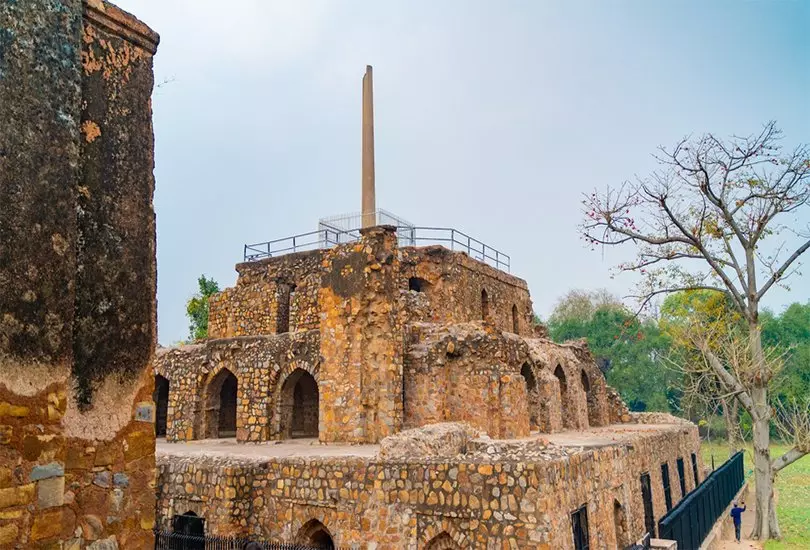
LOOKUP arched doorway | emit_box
[481,289,489,321]
[520,363,538,429]
[554,364,573,429]
[154,374,169,437]
[279,368,319,439]
[425,532,461,550]
[581,369,599,428]
[204,368,237,439]
[296,519,334,549]
[613,499,629,548]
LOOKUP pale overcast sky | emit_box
[115,1,809,345]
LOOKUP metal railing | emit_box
[244,226,511,272]
[155,530,330,549]
[657,451,744,550]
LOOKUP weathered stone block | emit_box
[0,483,34,509]
[37,475,66,508]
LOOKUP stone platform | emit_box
[156,418,701,549]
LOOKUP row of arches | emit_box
[481,288,522,334]
[153,366,320,440]
[519,361,603,431]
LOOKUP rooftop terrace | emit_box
[243,209,512,272]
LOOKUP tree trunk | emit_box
[722,397,740,456]
[747,321,781,539]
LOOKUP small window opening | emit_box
[512,304,519,333]
[408,277,429,292]
[661,462,673,511]
[481,289,489,320]
[641,472,656,537]
[677,457,687,497]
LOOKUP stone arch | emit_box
[270,362,320,439]
[581,369,600,428]
[613,498,629,548]
[481,289,489,321]
[520,362,538,430]
[295,519,334,549]
[419,518,469,549]
[154,374,169,437]
[203,367,238,438]
[554,363,574,429]
[425,532,461,550]
[512,304,519,333]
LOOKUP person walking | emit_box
[730,501,746,542]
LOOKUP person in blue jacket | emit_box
[730,501,746,542]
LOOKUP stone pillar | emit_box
[318,226,403,443]
[361,65,376,228]
[0,0,158,548]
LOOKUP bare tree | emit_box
[581,122,810,539]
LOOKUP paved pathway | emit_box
[717,498,762,550]
[157,437,379,460]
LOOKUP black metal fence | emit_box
[657,451,744,550]
[155,530,329,550]
[244,225,511,272]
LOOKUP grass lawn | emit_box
[701,442,810,550]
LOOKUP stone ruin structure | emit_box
[0,0,158,548]
[154,225,704,548]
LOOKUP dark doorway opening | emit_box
[691,452,700,486]
[204,368,237,439]
[521,363,538,429]
[554,364,573,429]
[172,511,204,550]
[280,368,319,439]
[661,462,673,511]
[296,519,334,549]
[571,504,590,550]
[641,472,656,537]
[154,374,169,437]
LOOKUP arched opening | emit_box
[521,363,538,429]
[554,364,573,429]
[154,374,169,437]
[581,369,599,427]
[204,368,237,439]
[613,499,629,548]
[512,304,519,333]
[408,277,430,292]
[279,368,319,439]
[481,289,489,321]
[296,519,334,549]
[425,531,461,550]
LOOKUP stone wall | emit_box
[209,250,323,339]
[156,422,704,549]
[0,1,158,547]
[399,247,533,336]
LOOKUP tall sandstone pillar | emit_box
[318,226,404,443]
[0,1,158,548]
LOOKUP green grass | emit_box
[701,441,810,549]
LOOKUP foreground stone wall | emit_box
[156,422,703,549]
[0,1,158,547]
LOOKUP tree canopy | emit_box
[186,275,220,341]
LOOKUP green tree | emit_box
[548,289,674,412]
[186,275,220,341]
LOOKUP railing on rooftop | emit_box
[243,225,511,272]
[657,451,744,550]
